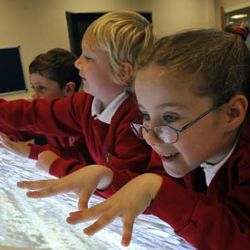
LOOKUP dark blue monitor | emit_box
[0,47,27,94]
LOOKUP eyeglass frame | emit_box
[130,103,224,144]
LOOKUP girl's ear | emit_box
[114,62,133,85]
[63,82,76,97]
[224,94,248,132]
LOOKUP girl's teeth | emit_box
[163,153,178,158]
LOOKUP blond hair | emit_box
[83,10,156,85]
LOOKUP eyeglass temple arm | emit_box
[178,106,219,133]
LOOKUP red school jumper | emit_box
[0,92,151,180]
[0,100,86,164]
[28,133,87,164]
[146,118,250,249]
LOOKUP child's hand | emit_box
[0,132,31,157]
[17,165,114,209]
[36,150,60,173]
[67,173,163,246]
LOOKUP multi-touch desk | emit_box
[0,148,194,250]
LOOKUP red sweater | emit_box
[145,119,250,250]
[29,133,87,164]
[0,110,88,171]
[100,118,250,249]
[0,92,151,177]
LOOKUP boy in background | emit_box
[0,48,89,175]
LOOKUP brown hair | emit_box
[29,48,81,91]
[137,29,250,104]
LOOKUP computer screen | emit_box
[0,47,27,95]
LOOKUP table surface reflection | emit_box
[0,148,194,250]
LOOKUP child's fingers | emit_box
[17,179,57,189]
[78,189,91,210]
[26,189,53,198]
[27,178,72,198]
[83,208,118,236]
[121,213,135,247]
[66,210,93,224]
[17,179,65,198]
[67,202,109,224]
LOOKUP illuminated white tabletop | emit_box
[0,148,194,250]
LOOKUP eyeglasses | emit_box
[131,105,221,144]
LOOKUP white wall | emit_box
[0,0,220,99]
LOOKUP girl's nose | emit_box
[144,129,161,147]
[143,117,163,146]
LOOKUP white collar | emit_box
[91,91,129,124]
[200,139,238,186]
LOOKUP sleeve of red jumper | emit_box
[147,175,250,249]
[28,143,61,160]
[56,146,87,163]
[95,167,141,198]
[9,130,34,142]
[98,151,165,198]
[48,143,93,178]
[49,158,87,178]
[0,93,87,137]
[0,120,35,141]
[29,143,89,177]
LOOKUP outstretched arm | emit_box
[17,164,114,210]
[66,173,163,246]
